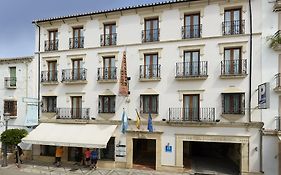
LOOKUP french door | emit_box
[48,61,57,81]
[145,18,159,42]
[183,94,199,121]
[104,24,116,45]
[71,96,82,119]
[184,51,200,76]
[72,59,82,80]
[224,9,241,34]
[184,14,200,38]
[144,54,158,78]
[224,48,241,74]
[103,57,115,79]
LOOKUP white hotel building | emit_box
[22,0,278,174]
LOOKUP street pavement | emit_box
[0,162,192,175]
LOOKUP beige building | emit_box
[22,0,268,174]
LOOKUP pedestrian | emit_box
[90,148,98,170]
[54,146,63,167]
[84,148,91,166]
[15,145,23,167]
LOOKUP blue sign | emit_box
[165,144,172,153]
[258,82,270,109]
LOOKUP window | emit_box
[99,95,115,113]
[103,57,116,80]
[183,94,199,121]
[143,18,159,42]
[42,96,56,113]
[102,23,117,46]
[40,145,56,156]
[47,30,58,51]
[224,9,242,35]
[222,93,245,114]
[140,95,159,114]
[47,61,57,81]
[9,67,16,87]
[70,27,84,49]
[100,137,115,160]
[183,13,200,38]
[143,53,159,79]
[4,100,17,116]
[223,48,242,75]
[183,50,200,76]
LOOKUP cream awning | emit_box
[22,123,117,148]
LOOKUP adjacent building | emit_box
[22,0,275,174]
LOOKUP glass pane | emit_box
[110,97,115,112]
[104,97,109,113]
[145,21,151,30]
[224,11,231,21]
[233,10,240,21]
[185,16,191,26]
[224,95,230,113]
[111,25,116,33]
[193,15,199,25]
[192,96,199,120]
[192,52,199,75]
[233,94,240,113]
[151,96,157,113]
[143,96,149,113]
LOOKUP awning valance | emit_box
[22,123,117,148]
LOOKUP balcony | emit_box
[100,33,117,46]
[44,39,58,51]
[69,37,84,49]
[97,67,117,83]
[181,24,202,39]
[274,73,281,92]
[4,77,16,89]
[175,61,208,80]
[220,59,247,78]
[61,68,87,84]
[139,64,161,81]
[41,71,58,85]
[276,116,281,131]
[56,108,90,120]
[222,20,245,35]
[269,30,281,51]
[142,29,160,43]
[168,107,215,122]
[273,0,281,12]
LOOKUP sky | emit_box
[0,0,164,57]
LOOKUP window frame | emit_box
[4,100,17,116]
[98,95,116,113]
[140,94,159,114]
[222,93,245,115]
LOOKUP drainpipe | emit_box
[260,128,264,173]
[248,0,253,123]
[34,22,41,121]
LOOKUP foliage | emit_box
[0,129,28,147]
[269,32,281,49]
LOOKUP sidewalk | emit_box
[0,160,192,175]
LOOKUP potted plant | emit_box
[269,31,281,50]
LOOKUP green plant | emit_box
[0,129,28,147]
[269,32,281,49]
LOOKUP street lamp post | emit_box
[1,112,10,167]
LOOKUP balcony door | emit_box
[103,57,115,80]
[224,9,241,34]
[183,94,199,121]
[73,27,83,48]
[48,30,58,50]
[145,18,159,42]
[224,48,241,74]
[104,24,116,45]
[184,14,200,38]
[72,59,83,80]
[184,51,200,76]
[48,61,57,81]
[71,96,82,119]
[144,53,158,78]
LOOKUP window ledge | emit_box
[220,74,247,79]
[139,78,161,82]
[41,81,59,85]
[62,80,88,84]
[140,113,159,119]
[175,75,208,80]
[221,114,244,121]
[5,86,17,89]
[97,79,117,83]
[274,86,281,93]
[98,113,115,119]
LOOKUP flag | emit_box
[119,51,129,96]
[135,109,141,129]
[147,112,153,132]
[121,109,128,134]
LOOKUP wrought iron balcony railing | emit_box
[276,116,281,131]
[42,107,56,113]
[168,107,215,122]
[142,29,160,42]
[139,64,161,80]
[69,37,84,49]
[221,59,247,76]
[44,39,58,51]
[97,67,117,81]
[56,108,90,119]
[176,61,208,78]
[100,33,117,46]
[62,68,87,82]
[4,77,16,88]
[222,20,245,35]
[41,71,58,82]
[275,73,281,90]
[182,24,202,39]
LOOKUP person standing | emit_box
[90,148,98,170]
[15,145,23,167]
[54,146,63,167]
[84,148,91,166]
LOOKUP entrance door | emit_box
[183,94,199,121]
[71,96,82,119]
[133,138,156,170]
[224,48,241,75]
[184,51,200,76]
[72,59,82,80]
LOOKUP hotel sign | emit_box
[258,82,270,109]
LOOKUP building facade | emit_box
[24,0,268,174]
